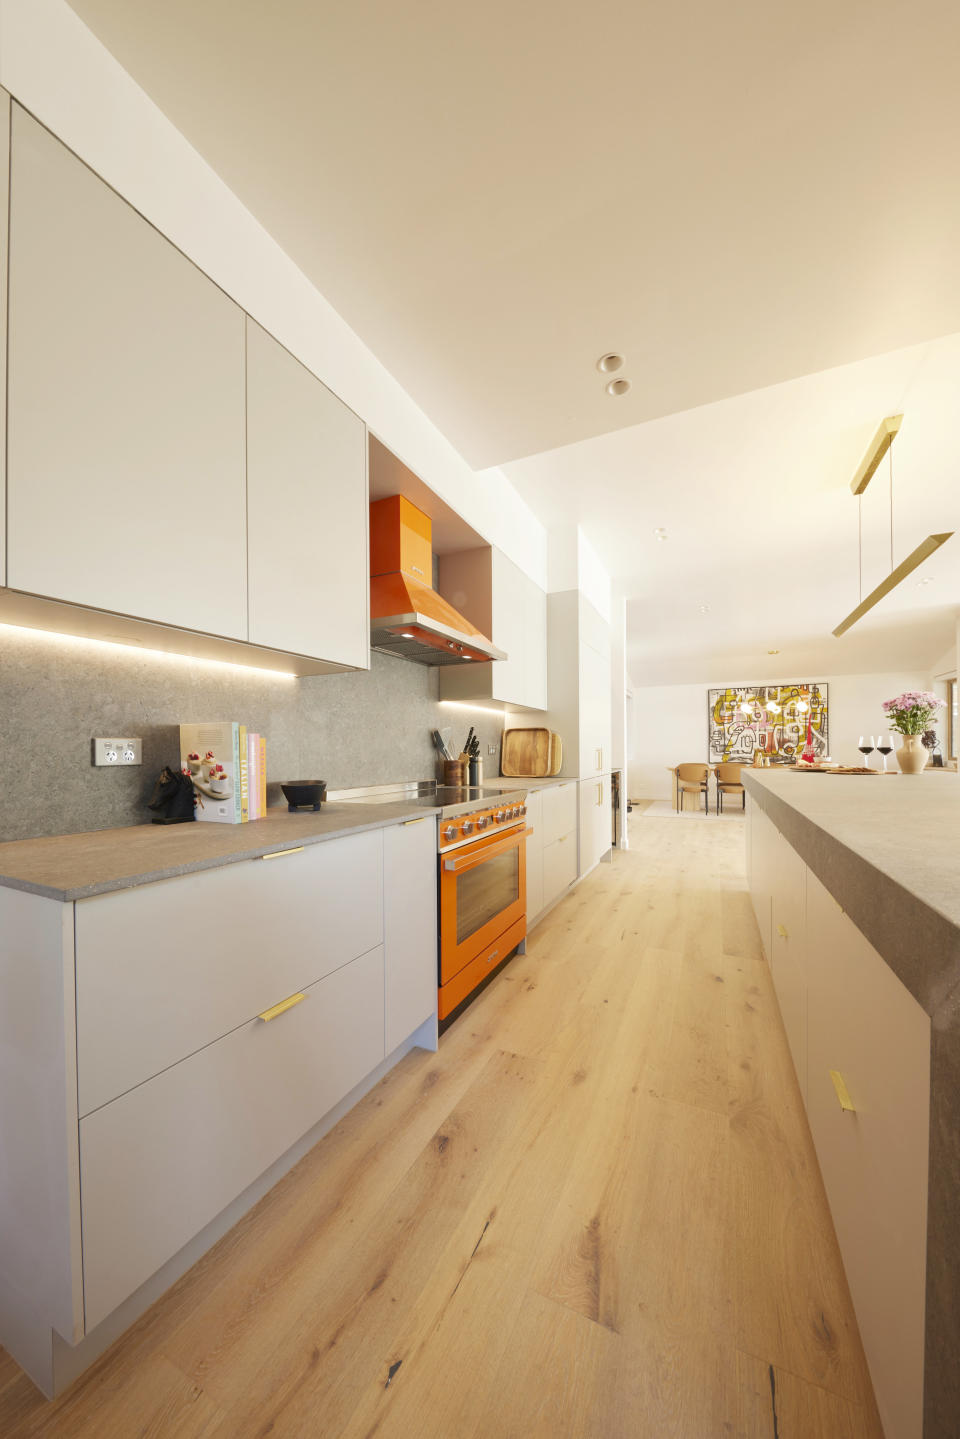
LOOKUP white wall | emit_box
[629,670,938,799]
[0,0,547,589]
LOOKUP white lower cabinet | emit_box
[80,945,385,1329]
[76,831,383,1117]
[578,775,610,877]
[542,830,577,909]
[526,784,578,924]
[0,819,440,1396]
[524,792,544,923]
[383,818,437,1053]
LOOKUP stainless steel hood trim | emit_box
[371,612,508,666]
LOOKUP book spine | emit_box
[239,725,249,823]
[248,732,259,820]
[260,735,267,815]
[232,723,242,824]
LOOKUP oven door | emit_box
[439,824,528,984]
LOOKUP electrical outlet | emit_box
[488,744,497,756]
[93,737,142,767]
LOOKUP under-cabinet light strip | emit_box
[0,621,298,678]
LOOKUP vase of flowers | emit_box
[881,691,947,774]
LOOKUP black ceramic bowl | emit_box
[281,780,327,812]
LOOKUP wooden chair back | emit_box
[676,763,709,785]
[714,762,743,786]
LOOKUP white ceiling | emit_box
[65,0,960,685]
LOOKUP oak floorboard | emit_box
[0,817,882,1438]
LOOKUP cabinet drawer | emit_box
[76,830,383,1117]
[80,945,385,1329]
[542,832,577,910]
[805,872,929,1439]
[769,841,807,1099]
[540,783,577,846]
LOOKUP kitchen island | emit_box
[743,768,960,1439]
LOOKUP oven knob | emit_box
[519,805,527,816]
[511,806,521,819]
[443,824,458,841]
[495,809,505,823]
[461,820,474,836]
[475,815,487,830]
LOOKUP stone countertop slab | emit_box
[742,769,960,1021]
[482,776,578,791]
[0,802,435,902]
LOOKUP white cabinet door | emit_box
[542,832,577,910]
[805,872,929,1439]
[578,642,612,775]
[578,777,608,876]
[383,818,437,1053]
[246,319,368,665]
[76,831,383,1116]
[748,801,776,962]
[490,549,527,705]
[769,838,807,1098]
[541,782,577,846]
[80,945,385,1329]
[6,107,247,639]
[524,792,544,922]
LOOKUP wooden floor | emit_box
[0,818,884,1438]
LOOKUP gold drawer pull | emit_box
[260,846,304,861]
[258,992,306,1022]
[402,817,427,825]
[829,1070,856,1112]
[777,924,788,938]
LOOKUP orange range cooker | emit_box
[437,794,530,1024]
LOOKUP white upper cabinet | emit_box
[438,547,547,710]
[6,107,248,639]
[246,319,368,666]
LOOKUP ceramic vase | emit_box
[896,734,928,774]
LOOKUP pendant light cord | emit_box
[889,445,894,572]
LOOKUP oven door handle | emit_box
[443,827,533,872]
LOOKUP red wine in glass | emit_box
[858,735,875,767]
[876,736,893,772]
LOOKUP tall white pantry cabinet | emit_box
[0,95,368,674]
[0,819,438,1398]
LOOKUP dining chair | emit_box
[714,761,745,813]
[674,763,710,813]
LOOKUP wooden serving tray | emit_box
[501,728,551,777]
[787,765,880,775]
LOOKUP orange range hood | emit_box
[369,496,507,666]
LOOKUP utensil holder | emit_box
[444,759,467,786]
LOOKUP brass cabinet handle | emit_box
[596,782,603,806]
[829,1070,856,1112]
[401,817,427,825]
[258,992,306,1022]
[777,923,788,938]
[260,846,305,861]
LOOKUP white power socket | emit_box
[93,737,142,767]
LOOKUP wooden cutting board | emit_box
[548,733,562,775]
[501,728,551,777]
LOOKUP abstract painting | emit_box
[707,683,829,764]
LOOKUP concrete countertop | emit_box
[483,776,576,792]
[742,768,960,1021]
[0,801,435,903]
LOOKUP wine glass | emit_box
[858,735,875,768]
[875,735,893,773]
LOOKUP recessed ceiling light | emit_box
[654,527,667,541]
[767,648,780,654]
[916,576,934,587]
[596,353,624,374]
[605,377,631,397]
[699,604,711,613]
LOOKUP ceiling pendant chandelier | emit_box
[832,414,953,638]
